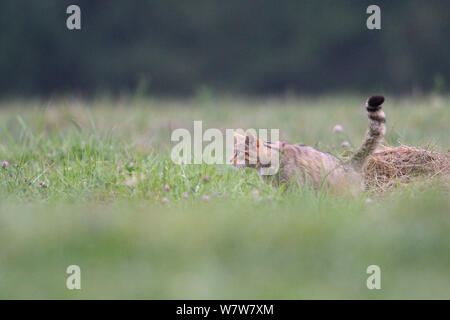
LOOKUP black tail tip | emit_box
[366,95,385,111]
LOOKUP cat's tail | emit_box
[350,95,386,171]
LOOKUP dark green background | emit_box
[0,0,448,96]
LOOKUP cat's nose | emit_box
[231,153,241,167]
[231,153,246,168]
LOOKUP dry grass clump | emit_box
[364,144,450,192]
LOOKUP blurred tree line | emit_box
[0,0,448,97]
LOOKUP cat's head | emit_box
[231,132,280,173]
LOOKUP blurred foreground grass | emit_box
[0,95,448,299]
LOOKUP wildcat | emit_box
[231,95,386,194]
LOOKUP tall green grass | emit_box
[0,95,448,299]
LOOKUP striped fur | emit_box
[350,95,386,171]
[232,95,386,194]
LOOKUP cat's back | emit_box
[278,142,362,193]
[280,142,341,172]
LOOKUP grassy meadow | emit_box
[0,94,449,299]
